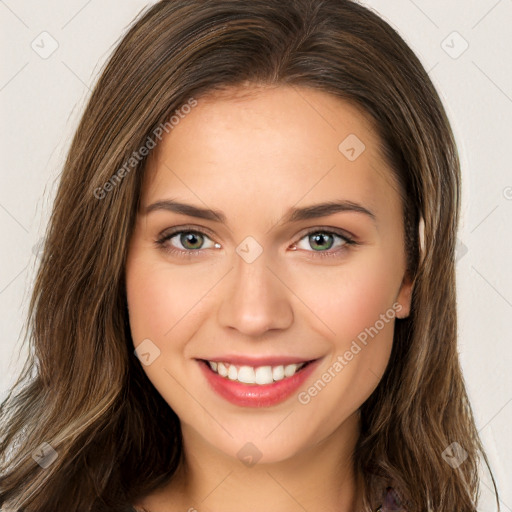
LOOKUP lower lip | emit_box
[198,359,320,408]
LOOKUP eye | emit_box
[155,225,358,259]
[291,228,357,259]
[155,226,218,258]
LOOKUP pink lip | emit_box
[198,358,321,408]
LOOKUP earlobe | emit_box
[395,273,413,319]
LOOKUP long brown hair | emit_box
[0,0,499,510]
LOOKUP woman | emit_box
[0,0,500,510]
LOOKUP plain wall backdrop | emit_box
[0,0,511,509]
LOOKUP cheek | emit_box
[125,254,205,402]
[289,253,401,348]
[291,260,399,437]
[125,260,174,343]
[338,268,398,343]
[125,252,221,347]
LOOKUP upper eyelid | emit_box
[295,226,355,241]
[157,224,215,240]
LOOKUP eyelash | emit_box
[154,225,358,259]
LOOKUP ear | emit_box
[395,271,413,319]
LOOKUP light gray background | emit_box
[0,0,511,509]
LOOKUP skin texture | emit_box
[126,85,413,512]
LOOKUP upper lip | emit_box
[198,355,319,366]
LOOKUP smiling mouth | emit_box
[199,359,315,386]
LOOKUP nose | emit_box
[216,248,294,337]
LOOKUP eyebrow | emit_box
[144,199,376,225]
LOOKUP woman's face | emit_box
[125,85,412,464]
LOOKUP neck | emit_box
[141,411,363,512]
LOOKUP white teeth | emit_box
[238,366,256,383]
[284,364,298,377]
[217,362,228,377]
[255,366,273,385]
[206,360,307,385]
[272,365,285,381]
[228,365,238,380]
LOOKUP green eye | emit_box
[292,229,356,259]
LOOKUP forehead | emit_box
[141,85,401,223]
